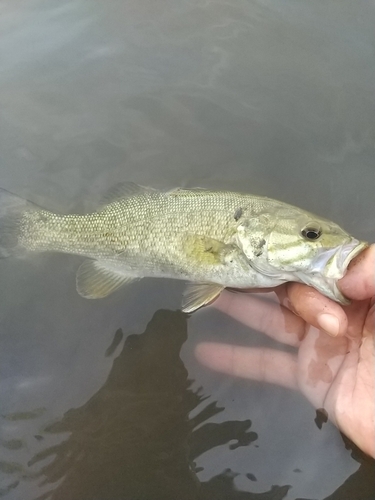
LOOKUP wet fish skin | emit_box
[0,183,367,312]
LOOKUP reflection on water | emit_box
[34,310,205,500]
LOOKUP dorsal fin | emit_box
[100,182,155,206]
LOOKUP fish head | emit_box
[237,208,367,303]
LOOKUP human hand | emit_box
[195,245,375,457]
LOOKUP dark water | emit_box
[0,1,374,499]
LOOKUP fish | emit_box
[0,183,367,312]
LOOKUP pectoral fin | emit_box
[182,282,224,313]
[76,260,138,299]
[183,234,236,266]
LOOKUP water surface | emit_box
[0,1,374,499]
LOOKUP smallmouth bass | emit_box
[0,183,367,312]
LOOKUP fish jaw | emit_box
[296,239,368,304]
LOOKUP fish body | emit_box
[0,183,367,312]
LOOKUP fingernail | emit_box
[318,314,340,337]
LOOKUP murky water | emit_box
[0,1,374,499]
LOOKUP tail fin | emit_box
[0,188,37,258]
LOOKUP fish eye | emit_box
[301,224,322,241]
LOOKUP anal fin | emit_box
[76,259,138,299]
[182,282,224,313]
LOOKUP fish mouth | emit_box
[325,239,368,278]
[308,239,368,304]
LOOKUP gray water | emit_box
[0,1,374,499]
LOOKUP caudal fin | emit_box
[0,188,36,258]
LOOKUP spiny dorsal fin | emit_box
[100,182,155,206]
[76,259,139,299]
[182,282,224,313]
